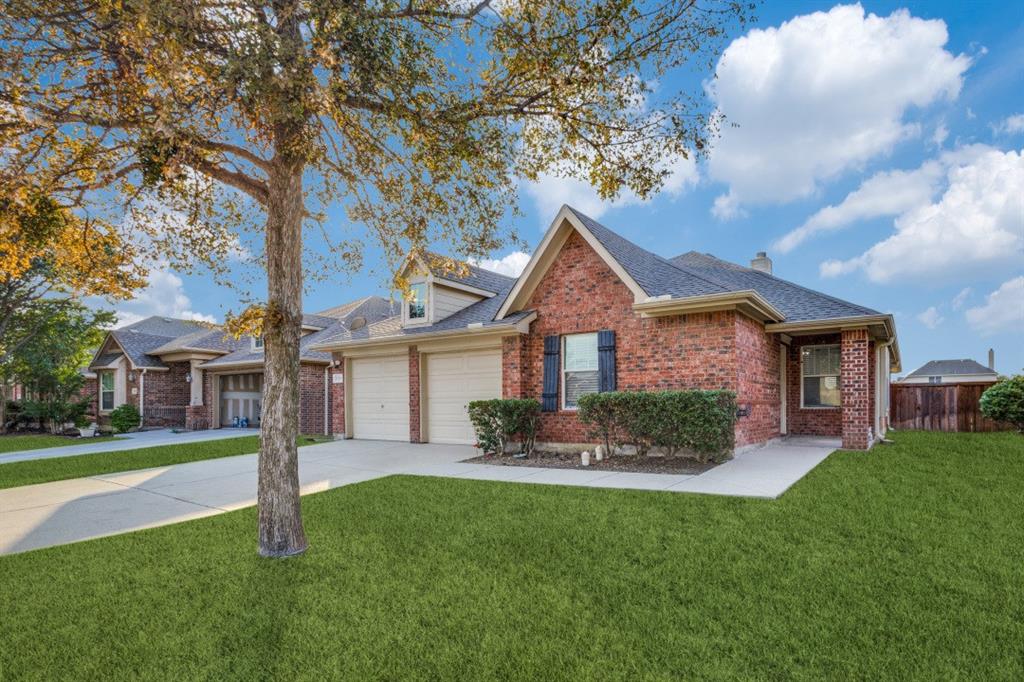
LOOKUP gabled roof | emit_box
[118,316,209,337]
[312,273,532,349]
[410,252,515,295]
[109,330,182,369]
[906,359,997,377]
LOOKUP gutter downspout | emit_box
[877,339,895,440]
[324,365,330,437]
[139,369,147,429]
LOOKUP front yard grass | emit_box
[0,433,122,454]
[1,431,1022,679]
[0,434,332,489]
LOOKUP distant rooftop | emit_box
[906,359,996,377]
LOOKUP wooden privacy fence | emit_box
[890,381,1006,432]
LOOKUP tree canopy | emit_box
[0,0,753,556]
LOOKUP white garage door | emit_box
[426,348,502,445]
[219,373,263,427]
[350,355,409,441]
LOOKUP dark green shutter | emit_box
[598,329,616,392]
[541,335,560,412]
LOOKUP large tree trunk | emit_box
[257,147,308,557]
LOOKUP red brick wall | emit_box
[735,314,782,446]
[80,377,99,421]
[502,335,528,399]
[786,334,843,437]
[505,230,755,446]
[841,328,871,449]
[139,362,190,428]
[298,363,329,435]
[186,370,214,430]
[409,346,421,443]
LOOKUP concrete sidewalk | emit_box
[0,437,837,555]
[0,428,258,464]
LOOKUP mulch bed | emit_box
[463,450,719,475]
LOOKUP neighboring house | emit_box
[313,205,901,451]
[85,297,397,434]
[898,356,998,384]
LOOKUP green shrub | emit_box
[980,376,1024,432]
[577,390,737,463]
[109,404,142,433]
[467,399,540,455]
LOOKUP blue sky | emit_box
[113,1,1024,377]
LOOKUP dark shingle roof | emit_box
[203,297,399,367]
[119,316,209,337]
[109,330,180,369]
[421,253,516,294]
[92,352,123,367]
[568,208,729,299]
[669,252,880,322]
[907,359,996,377]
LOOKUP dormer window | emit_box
[252,335,264,351]
[408,282,427,321]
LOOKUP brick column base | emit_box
[841,329,871,449]
[330,357,345,437]
[185,405,212,431]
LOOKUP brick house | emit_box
[314,206,900,451]
[85,297,396,434]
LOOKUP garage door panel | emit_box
[426,348,501,445]
[350,355,409,441]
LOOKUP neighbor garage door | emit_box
[425,348,502,445]
[220,373,263,427]
[350,355,409,441]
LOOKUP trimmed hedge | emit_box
[577,390,737,463]
[467,399,540,456]
[109,404,142,434]
[980,376,1024,432]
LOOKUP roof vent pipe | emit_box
[750,251,772,275]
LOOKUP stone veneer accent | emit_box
[408,346,421,443]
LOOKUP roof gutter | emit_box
[632,290,786,323]
[311,312,536,353]
[766,313,901,372]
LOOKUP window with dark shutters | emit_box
[541,335,560,412]
[597,329,616,392]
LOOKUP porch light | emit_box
[185,372,193,384]
[128,371,136,382]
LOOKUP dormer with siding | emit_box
[400,254,511,328]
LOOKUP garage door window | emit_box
[563,333,598,409]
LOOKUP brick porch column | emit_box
[502,335,527,398]
[330,353,345,437]
[841,328,871,449]
[409,346,421,443]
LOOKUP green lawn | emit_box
[0,434,332,489]
[1,431,1022,679]
[0,433,122,454]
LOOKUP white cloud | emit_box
[820,147,1024,282]
[707,4,969,214]
[711,192,747,221]
[776,145,990,253]
[932,122,949,148]
[965,277,1024,336]
[916,306,944,329]
[471,251,531,277]
[991,113,1024,136]
[523,153,698,221]
[951,287,972,310]
[107,263,218,328]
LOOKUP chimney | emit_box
[988,348,995,370]
[750,251,772,274]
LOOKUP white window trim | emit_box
[800,343,841,410]
[561,332,599,411]
[251,335,264,351]
[99,371,116,413]
[403,279,431,327]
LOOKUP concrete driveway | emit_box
[0,437,837,555]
